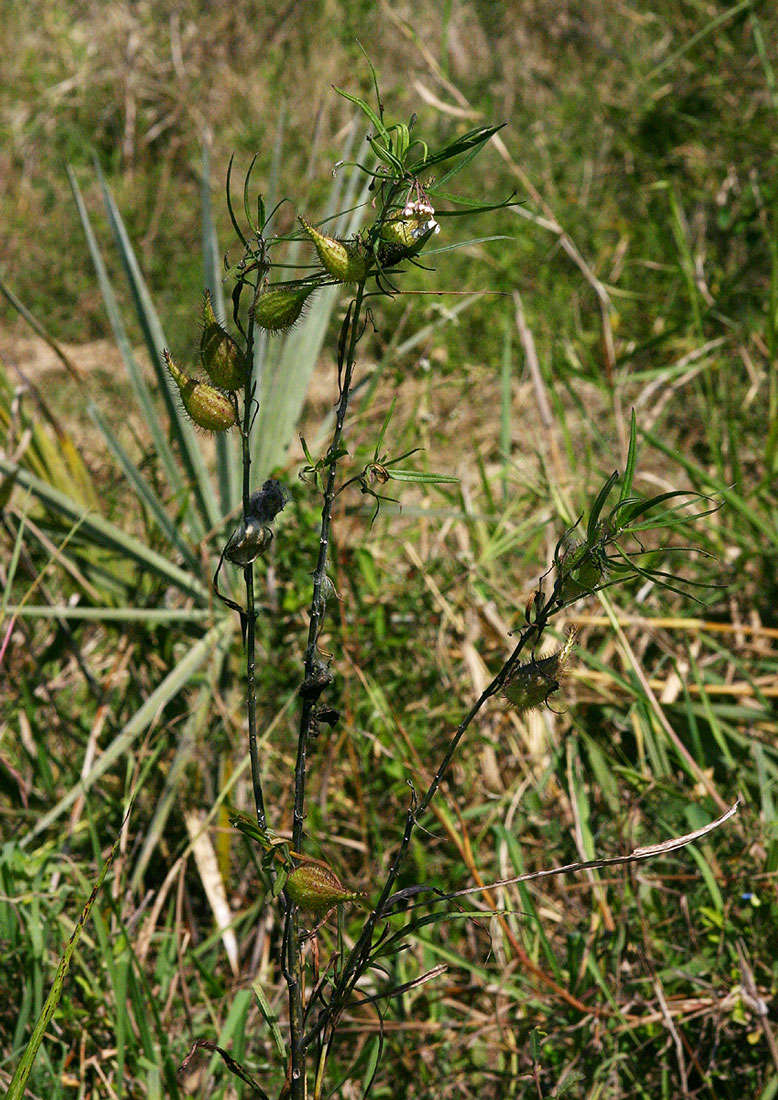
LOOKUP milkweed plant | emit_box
[161,70,733,1099]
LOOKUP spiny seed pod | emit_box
[558,539,608,603]
[200,290,248,391]
[503,631,577,715]
[254,284,316,333]
[285,860,364,915]
[377,203,439,266]
[299,217,371,283]
[163,349,237,432]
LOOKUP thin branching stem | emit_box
[242,283,266,830]
[303,611,549,1049]
[285,279,367,1099]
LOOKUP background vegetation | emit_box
[2,2,778,1097]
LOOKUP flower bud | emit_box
[502,631,577,715]
[200,290,248,391]
[285,860,364,915]
[163,349,237,432]
[299,217,371,283]
[254,285,316,332]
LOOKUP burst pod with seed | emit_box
[223,516,273,566]
[285,860,364,915]
[254,284,316,333]
[200,290,248,390]
[377,208,439,266]
[299,217,371,283]
[163,349,237,432]
[502,631,577,715]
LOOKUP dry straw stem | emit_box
[438,798,741,903]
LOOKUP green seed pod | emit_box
[503,631,576,715]
[285,860,363,915]
[377,202,439,265]
[163,349,237,432]
[299,217,371,283]
[254,285,315,333]
[557,539,607,603]
[200,290,248,391]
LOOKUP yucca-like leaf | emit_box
[20,616,233,847]
[93,163,221,535]
[252,126,370,480]
[0,457,208,602]
[201,143,240,518]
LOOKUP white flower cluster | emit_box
[402,198,441,238]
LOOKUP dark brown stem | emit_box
[286,280,367,1099]
[242,286,266,830]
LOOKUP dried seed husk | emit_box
[224,516,273,566]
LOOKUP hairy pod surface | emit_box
[502,632,577,714]
[163,349,237,431]
[299,217,371,283]
[558,540,608,602]
[200,290,248,390]
[254,285,316,332]
[377,203,439,265]
[285,861,363,915]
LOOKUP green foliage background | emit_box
[2,2,778,1098]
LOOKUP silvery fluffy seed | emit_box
[224,517,273,566]
[248,479,289,524]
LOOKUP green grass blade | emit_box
[20,616,233,846]
[6,837,119,1100]
[0,457,208,600]
[87,403,200,572]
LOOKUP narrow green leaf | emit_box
[20,616,233,847]
[587,470,619,542]
[0,457,208,601]
[386,469,459,484]
[332,85,390,145]
[619,409,638,504]
[408,123,506,173]
[252,980,287,1060]
[6,838,119,1099]
[88,403,199,572]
